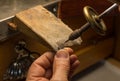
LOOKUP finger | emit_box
[34,52,54,69]
[26,77,49,81]
[70,54,78,64]
[27,52,54,79]
[71,60,80,70]
[51,49,70,81]
[69,60,80,78]
[45,68,52,79]
[69,54,80,78]
[64,47,74,55]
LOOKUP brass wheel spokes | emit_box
[83,6,107,36]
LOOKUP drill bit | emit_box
[65,22,90,43]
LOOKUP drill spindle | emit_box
[67,3,118,42]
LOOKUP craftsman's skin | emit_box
[26,48,80,81]
[26,6,120,81]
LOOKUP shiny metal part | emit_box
[84,6,107,36]
[3,41,40,80]
[66,3,118,42]
[0,0,60,42]
[15,40,27,54]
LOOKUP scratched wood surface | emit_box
[14,5,74,51]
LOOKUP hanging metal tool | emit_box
[3,41,40,81]
[65,3,118,43]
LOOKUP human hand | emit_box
[26,48,80,81]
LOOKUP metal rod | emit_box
[99,3,118,18]
[67,22,90,41]
[67,3,118,41]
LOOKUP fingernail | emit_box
[56,50,68,58]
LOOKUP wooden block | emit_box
[14,5,77,51]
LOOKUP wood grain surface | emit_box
[14,5,74,51]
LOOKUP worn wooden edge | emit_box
[14,5,75,51]
[72,37,115,76]
[14,16,54,51]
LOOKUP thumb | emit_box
[50,49,70,81]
